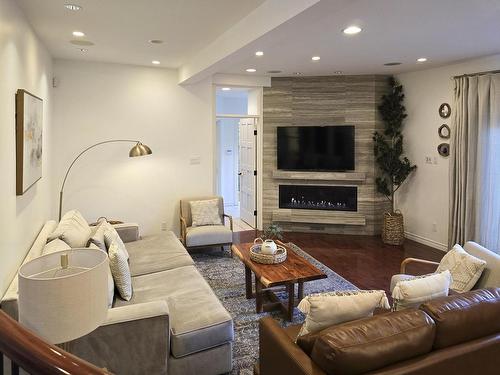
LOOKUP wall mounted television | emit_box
[277,125,355,171]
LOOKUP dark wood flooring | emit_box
[234,230,444,296]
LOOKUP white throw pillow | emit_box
[297,290,390,337]
[190,199,222,227]
[42,238,71,255]
[436,244,486,293]
[102,221,129,259]
[87,222,107,251]
[48,209,91,248]
[108,239,132,301]
[392,270,452,310]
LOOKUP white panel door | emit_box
[239,118,256,227]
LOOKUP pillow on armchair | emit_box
[190,199,223,227]
[436,244,486,293]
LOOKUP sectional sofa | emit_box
[1,220,234,375]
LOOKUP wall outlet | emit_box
[432,222,437,232]
[425,156,433,164]
[161,222,167,231]
[190,156,201,165]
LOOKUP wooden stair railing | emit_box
[0,309,109,375]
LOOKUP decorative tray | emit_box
[250,244,287,264]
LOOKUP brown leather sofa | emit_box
[257,288,500,375]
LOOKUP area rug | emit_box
[191,243,357,374]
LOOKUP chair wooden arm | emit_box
[223,213,233,231]
[400,258,440,274]
[179,216,187,245]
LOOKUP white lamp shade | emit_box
[18,248,109,344]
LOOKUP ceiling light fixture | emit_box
[152,60,160,65]
[149,39,164,44]
[72,31,85,37]
[255,51,264,56]
[246,68,256,72]
[417,57,428,62]
[312,56,321,61]
[64,4,82,11]
[343,25,362,35]
[221,87,231,91]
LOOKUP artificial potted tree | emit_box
[373,77,417,245]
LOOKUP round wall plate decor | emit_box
[438,124,451,139]
[439,103,451,118]
[438,143,450,157]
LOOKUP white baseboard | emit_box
[404,231,448,252]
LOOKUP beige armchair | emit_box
[391,241,500,293]
[180,196,233,251]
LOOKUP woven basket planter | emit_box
[382,211,405,245]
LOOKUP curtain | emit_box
[449,73,500,253]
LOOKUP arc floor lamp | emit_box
[58,140,152,220]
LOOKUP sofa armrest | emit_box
[113,223,140,243]
[259,317,325,375]
[71,301,169,375]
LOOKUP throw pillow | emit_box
[108,239,132,301]
[297,290,390,337]
[190,199,222,227]
[87,222,107,251]
[42,238,71,255]
[436,244,486,293]
[47,209,91,247]
[102,221,129,259]
[392,270,452,310]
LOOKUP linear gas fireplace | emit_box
[279,185,357,212]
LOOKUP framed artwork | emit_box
[439,103,451,118]
[16,89,43,195]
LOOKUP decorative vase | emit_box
[254,238,278,255]
[382,210,405,245]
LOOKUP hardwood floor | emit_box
[233,230,445,296]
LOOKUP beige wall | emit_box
[0,0,53,296]
[52,60,214,235]
[396,54,500,250]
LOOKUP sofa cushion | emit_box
[310,309,436,375]
[88,222,107,251]
[48,209,91,248]
[114,265,233,358]
[42,238,71,255]
[127,232,194,276]
[186,225,232,247]
[420,288,500,349]
[109,239,133,301]
[297,290,390,337]
[103,222,129,259]
[436,244,486,293]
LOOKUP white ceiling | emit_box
[17,0,500,77]
[220,0,500,76]
[17,0,265,68]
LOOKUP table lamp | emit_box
[18,249,109,347]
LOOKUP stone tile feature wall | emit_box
[263,76,391,235]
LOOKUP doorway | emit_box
[216,87,260,231]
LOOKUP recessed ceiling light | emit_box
[343,25,362,35]
[417,57,428,62]
[255,51,264,56]
[384,62,402,66]
[221,87,231,91]
[72,31,85,37]
[152,60,160,65]
[64,4,82,11]
[246,68,256,72]
[312,56,321,61]
[149,39,164,44]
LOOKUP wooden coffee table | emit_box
[231,241,327,321]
